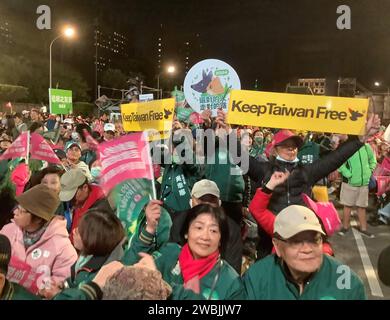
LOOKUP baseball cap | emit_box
[104,123,116,133]
[65,141,81,153]
[265,129,303,157]
[191,179,220,199]
[274,205,325,239]
[59,169,87,202]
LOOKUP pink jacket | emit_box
[0,216,77,290]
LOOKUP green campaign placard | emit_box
[49,88,73,114]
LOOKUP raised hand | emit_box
[265,170,290,190]
[145,199,163,234]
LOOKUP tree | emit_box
[101,68,128,89]
[0,84,29,102]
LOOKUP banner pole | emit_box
[145,132,157,199]
[25,130,30,165]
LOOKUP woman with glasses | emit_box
[243,205,366,300]
[0,185,77,297]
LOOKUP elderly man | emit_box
[59,169,113,239]
[243,205,366,299]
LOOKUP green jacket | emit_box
[204,147,245,203]
[298,141,320,165]
[0,280,40,300]
[122,207,172,265]
[151,243,244,300]
[160,163,201,213]
[54,242,124,300]
[338,144,377,187]
[243,254,366,300]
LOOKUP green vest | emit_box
[243,254,366,300]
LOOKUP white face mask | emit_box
[71,132,80,141]
[276,155,299,163]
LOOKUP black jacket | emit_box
[248,136,364,213]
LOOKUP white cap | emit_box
[191,179,220,198]
[274,205,325,239]
[104,123,116,132]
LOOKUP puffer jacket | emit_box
[248,136,364,213]
[0,216,78,291]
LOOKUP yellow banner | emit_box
[226,90,369,135]
[146,130,171,142]
[121,98,175,132]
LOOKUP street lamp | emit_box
[50,26,76,90]
[157,65,176,99]
[374,81,389,96]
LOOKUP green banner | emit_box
[49,88,73,115]
[113,178,154,240]
[176,107,193,122]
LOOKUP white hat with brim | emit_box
[59,169,87,202]
[274,205,325,239]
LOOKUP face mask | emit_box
[91,166,102,179]
[276,155,299,163]
[71,132,80,141]
[254,137,263,145]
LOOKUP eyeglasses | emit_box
[276,234,323,249]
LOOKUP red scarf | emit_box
[178,243,219,286]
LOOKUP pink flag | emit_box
[0,132,28,160]
[83,129,99,151]
[30,133,62,164]
[98,132,153,193]
[7,256,42,294]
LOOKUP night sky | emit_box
[2,0,390,92]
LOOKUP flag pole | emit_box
[145,132,157,199]
[25,130,30,165]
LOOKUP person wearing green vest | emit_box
[129,204,244,300]
[160,128,202,214]
[243,205,366,300]
[0,234,39,300]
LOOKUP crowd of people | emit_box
[0,104,389,300]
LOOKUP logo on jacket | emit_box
[31,248,42,260]
[348,108,364,121]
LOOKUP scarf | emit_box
[23,225,47,249]
[178,243,219,293]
